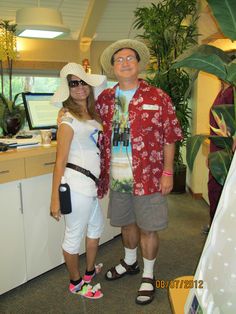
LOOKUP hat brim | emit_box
[51,63,106,103]
[100,39,150,78]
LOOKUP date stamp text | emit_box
[156,279,204,289]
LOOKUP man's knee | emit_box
[121,223,138,232]
[140,229,158,238]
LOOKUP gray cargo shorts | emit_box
[108,190,168,231]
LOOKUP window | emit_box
[2,74,60,101]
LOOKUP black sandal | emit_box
[105,259,140,281]
[135,277,156,305]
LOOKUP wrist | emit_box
[162,170,173,177]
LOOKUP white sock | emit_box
[137,257,156,302]
[142,257,155,279]
[106,247,137,278]
[124,247,137,265]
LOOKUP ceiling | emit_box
[0,0,159,42]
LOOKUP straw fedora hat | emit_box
[100,39,150,78]
[51,63,106,103]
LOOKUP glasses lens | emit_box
[68,80,88,88]
[114,55,136,64]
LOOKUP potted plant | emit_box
[171,0,236,187]
[0,20,25,136]
[133,0,198,193]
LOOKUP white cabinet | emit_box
[0,175,65,295]
[0,181,27,295]
[22,174,65,280]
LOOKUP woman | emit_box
[50,63,106,299]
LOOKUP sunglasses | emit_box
[68,79,88,88]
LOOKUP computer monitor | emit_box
[22,92,62,130]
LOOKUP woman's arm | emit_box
[50,124,73,220]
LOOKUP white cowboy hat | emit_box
[51,63,106,103]
[100,39,150,78]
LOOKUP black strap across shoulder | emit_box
[66,163,99,185]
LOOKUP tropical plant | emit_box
[171,0,236,186]
[0,20,25,136]
[133,0,198,173]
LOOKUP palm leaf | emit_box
[208,0,236,41]
[172,52,227,81]
[186,135,207,171]
[226,61,236,85]
[209,135,233,150]
[209,149,233,185]
[174,44,231,63]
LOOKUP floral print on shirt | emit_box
[96,79,183,198]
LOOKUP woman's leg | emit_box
[63,250,80,280]
[62,191,92,281]
[85,198,104,273]
[85,237,99,271]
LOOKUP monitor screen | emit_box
[22,92,61,130]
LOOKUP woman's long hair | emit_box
[63,76,101,123]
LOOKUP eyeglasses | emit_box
[114,55,137,64]
[68,80,88,88]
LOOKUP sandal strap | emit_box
[108,266,119,278]
[141,277,155,287]
[137,289,155,297]
[120,259,138,271]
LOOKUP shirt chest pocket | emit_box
[140,109,161,134]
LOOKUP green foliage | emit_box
[172,45,236,84]
[186,135,207,171]
[133,0,198,168]
[171,0,236,185]
[0,20,25,135]
[209,149,233,185]
[208,0,236,41]
[0,93,25,135]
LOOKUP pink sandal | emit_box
[83,263,103,283]
[78,283,103,299]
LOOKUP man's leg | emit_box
[122,223,140,249]
[136,229,159,304]
[106,223,140,279]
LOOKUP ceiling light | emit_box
[15,7,70,39]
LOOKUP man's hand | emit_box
[160,175,173,195]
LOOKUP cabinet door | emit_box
[21,174,65,280]
[0,181,27,295]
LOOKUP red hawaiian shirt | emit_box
[96,79,183,197]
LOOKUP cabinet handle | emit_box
[0,170,10,175]
[18,182,24,214]
[44,162,55,166]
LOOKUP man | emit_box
[96,39,183,305]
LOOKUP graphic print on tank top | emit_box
[110,87,136,193]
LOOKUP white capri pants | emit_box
[62,190,104,255]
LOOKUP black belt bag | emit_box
[66,163,99,186]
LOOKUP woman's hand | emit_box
[50,198,61,221]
